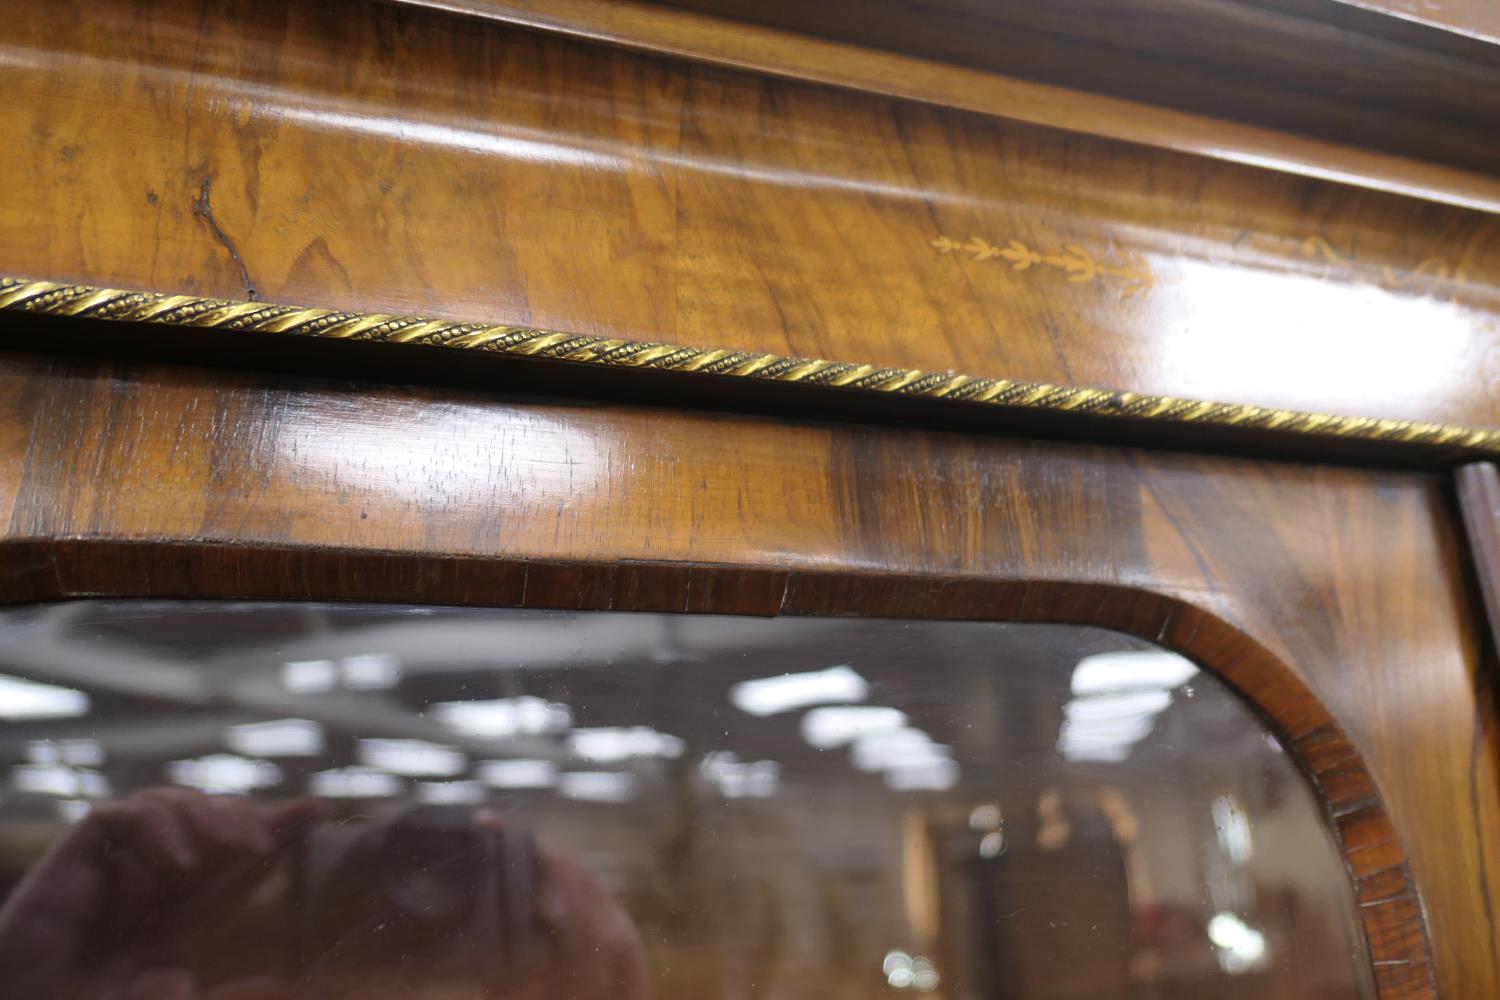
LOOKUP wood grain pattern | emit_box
[393,0,1500,213]
[3,0,1499,432]
[653,0,1500,174]
[1457,462,1500,663]
[1,352,1496,996]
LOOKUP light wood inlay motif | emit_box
[931,235,1154,298]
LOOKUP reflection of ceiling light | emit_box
[1058,686,1175,763]
[1212,795,1253,863]
[1057,738,1133,763]
[167,754,281,793]
[1071,651,1198,696]
[13,764,111,799]
[26,738,104,767]
[1207,912,1268,973]
[801,706,907,749]
[883,952,940,991]
[730,666,868,717]
[0,674,89,720]
[478,758,558,788]
[883,759,960,792]
[850,728,949,772]
[56,799,91,824]
[357,738,466,777]
[434,697,572,739]
[700,751,779,798]
[969,804,1002,830]
[227,719,325,757]
[570,727,684,762]
[309,766,403,798]
[282,660,337,693]
[1060,716,1156,743]
[416,780,487,805]
[1064,689,1171,722]
[340,653,402,691]
[282,655,401,693]
[559,771,636,803]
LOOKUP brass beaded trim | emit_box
[3,275,1498,456]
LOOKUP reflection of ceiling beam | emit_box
[0,635,206,702]
[209,614,848,678]
[0,636,563,761]
[0,713,254,760]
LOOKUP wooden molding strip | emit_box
[3,273,1499,461]
[390,0,1500,215]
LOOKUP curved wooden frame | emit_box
[0,537,1435,998]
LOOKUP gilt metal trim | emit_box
[3,274,1497,457]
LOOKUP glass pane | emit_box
[0,601,1372,999]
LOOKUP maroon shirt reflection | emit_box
[0,788,645,1000]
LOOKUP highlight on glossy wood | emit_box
[0,353,1492,998]
[5,0,1500,433]
[6,274,1499,464]
[628,0,1500,177]
[397,0,1500,213]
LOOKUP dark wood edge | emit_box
[1457,462,1500,662]
[0,536,1437,998]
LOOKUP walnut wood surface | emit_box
[1458,463,1500,665]
[392,0,1500,214]
[2,352,1495,997]
[4,0,1500,433]
[654,0,1500,175]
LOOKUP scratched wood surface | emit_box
[0,353,1494,997]
[2,0,1499,432]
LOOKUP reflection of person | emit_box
[0,787,645,1000]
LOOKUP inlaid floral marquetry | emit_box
[930,235,1154,298]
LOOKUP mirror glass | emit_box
[0,601,1373,999]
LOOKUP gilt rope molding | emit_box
[3,274,1499,459]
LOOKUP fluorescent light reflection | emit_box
[1207,912,1269,973]
[357,738,465,777]
[1060,652,1196,762]
[167,754,281,793]
[850,728,950,772]
[883,759,959,792]
[281,654,401,693]
[416,780,487,805]
[700,751,779,798]
[26,738,104,767]
[558,771,636,803]
[801,705,907,749]
[282,660,336,693]
[227,719,325,757]
[731,666,868,716]
[309,766,402,799]
[0,674,89,720]
[478,758,558,789]
[13,764,110,799]
[434,697,572,739]
[570,727,684,762]
[1071,651,1199,696]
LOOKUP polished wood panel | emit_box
[654,0,1500,174]
[397,0,1500,213]
[1458,462,1500,659]
[1352,0,1500,41]
[4,0,1500,431]
[1,352,1495,996]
